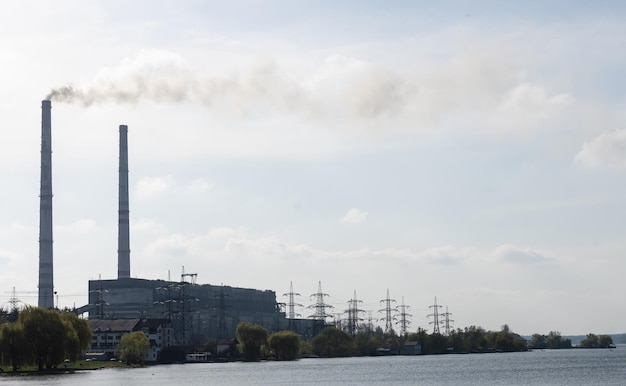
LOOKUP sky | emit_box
[1,0,626,336]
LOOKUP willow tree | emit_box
[61,312,92,360]
[19,307,68,370]
[268,330,301,360]
[236,322,268,361]
[0,323,26,372]
[311,327,353,357]
[116,331,150,365]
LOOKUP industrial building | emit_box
[87,276,294,344]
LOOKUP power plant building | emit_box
[87,277,296,344]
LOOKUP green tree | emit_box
[236,322,268,361]
[463,326,487,352]
[447,329,465,352]
[426,333,448,354]
[354,332,371,356]
[407,328,428,353]
[0,323,26,372]
[268,330,301,360]
[530,334,547,349]
[19,307,68,370]
[579,333,599,348]
[60,312,92,360]
[598,335,614,348]
[311,327,353,357]
[485,328,527,352]
[116,331,150,365]
[546,331,565,349]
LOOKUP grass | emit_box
[1,359,129,374]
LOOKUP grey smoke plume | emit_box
[44,50,410,120]
[45,49,562,127]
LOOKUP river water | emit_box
[2,349,625,385]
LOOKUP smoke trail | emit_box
[45,49,562,128]
[45,50,411,120]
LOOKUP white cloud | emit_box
[575,129,626,171]
[340,208,368,224]
[491,244,552,264]
[135,175,176,198]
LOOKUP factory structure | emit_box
[37,101,321,351]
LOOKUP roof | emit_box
[89,318,142,332]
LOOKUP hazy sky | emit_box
[1,1,625,335]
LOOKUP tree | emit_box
[268,330,301,360]
[599,335,614,348]
[463,326,487,352]
[579,333,599,348]
[407,328,428,352]
[426,333,448,354]
[236,322,268,361]
[0,323,26,372]
[530,334,547,349]
[311,327,353,357]
[116,331,150,365]
[61,312,92,360]
[19,307,68,370]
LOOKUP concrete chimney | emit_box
[38,100,54,308]
[117,125,131,278]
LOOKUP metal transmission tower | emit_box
[308,281,334,335]
[441,305,454,335]
[156,267,199,345]
[181,266,197,284]
[427,296,443,334]
[396,296,412,336]
[366,311,374,334]
[283,281,303,331]
[379,289,397,334]
[332,313,343,329]
[5,287,37,312]
[345,290,364,336]
[89,274,109,319]
[177,268,199,344]
[216,285,231,339]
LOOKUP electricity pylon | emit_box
[345,290,364,336]
[378,289,397,334]
[308,281,333,322]
[427,296,443,334]
[396,296,412,336]
[283,281,303,331]
[441,305,454,335]
[308,281,334,336]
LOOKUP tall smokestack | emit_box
[38,100,54,308]
[118,125,131,278]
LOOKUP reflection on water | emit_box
[2,349,625,385]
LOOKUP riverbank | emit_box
[0,359,129,375]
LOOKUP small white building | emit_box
[88,318,172,362]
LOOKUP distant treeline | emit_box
[272,324,617,360]
[524,333,622,347]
